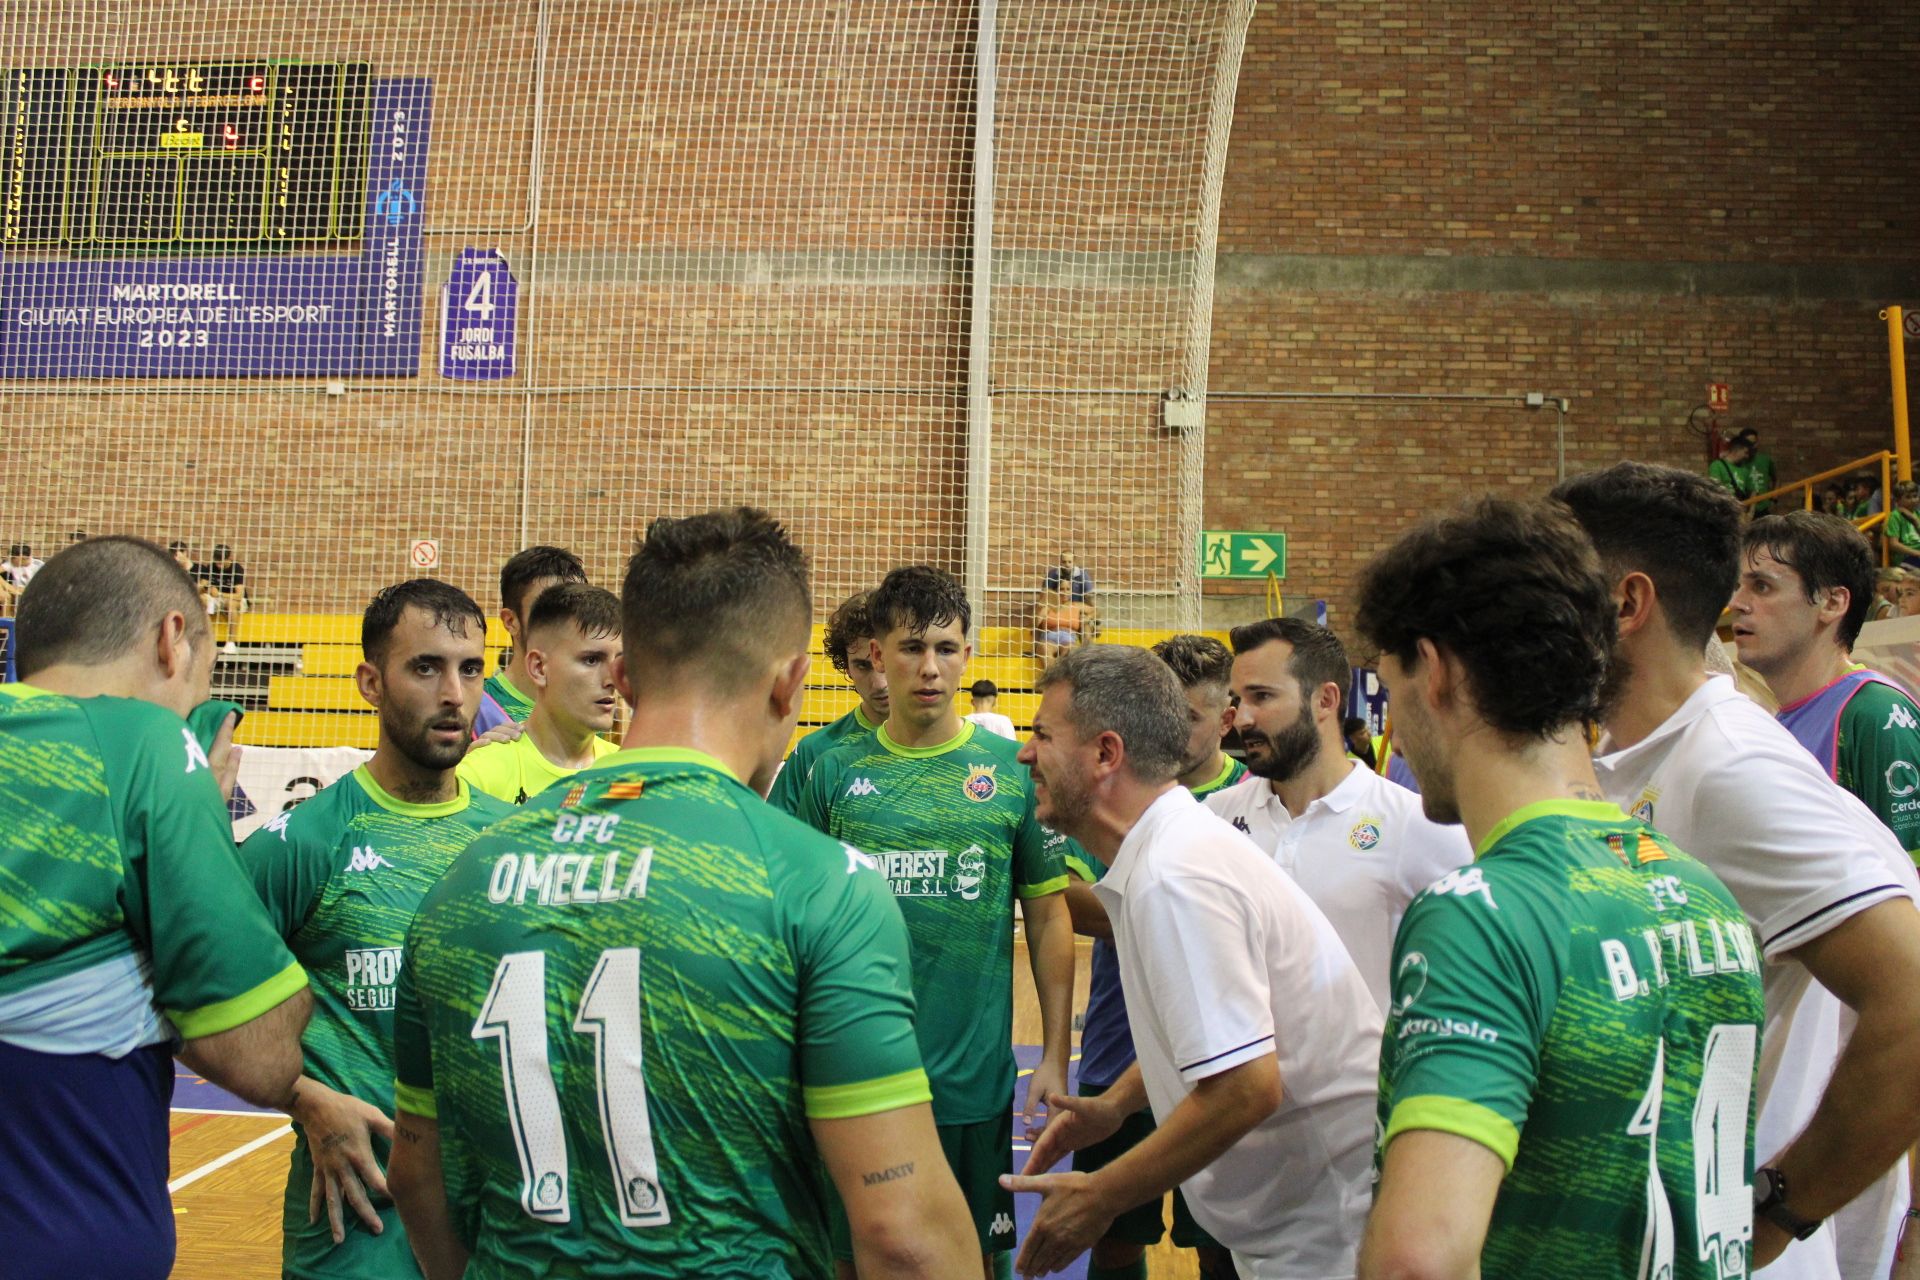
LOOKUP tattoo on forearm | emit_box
[861,1162,914,1186]
[394,1124,422,1146]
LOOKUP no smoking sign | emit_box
[410,538,440,571]
[1906,311,1920,340]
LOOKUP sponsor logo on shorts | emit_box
[1888,760,1920,798]
[1349,821,1382,851]
[990,1212,1015,1238]
[1889,703,1920,732]
[846,776,879,797]
[964,764,998,803]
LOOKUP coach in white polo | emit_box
[1206,617,1471,1010]
[1004,645,1380,1280]
[1558,463,1920,1279]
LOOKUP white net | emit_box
[3,0,1255,746]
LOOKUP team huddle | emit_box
[4,460,1920,1280]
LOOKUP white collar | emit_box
[1595,673,1738,765]
[1102,786,1197,898]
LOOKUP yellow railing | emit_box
[1742,450,1896,565]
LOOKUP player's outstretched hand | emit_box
[471,720,525,749]
[997,1170,1114,1277]
[290,1076,395,1243]
[1020,1091,1124,1175]
[209,710,243,803]
[1021,1060,1068,1132]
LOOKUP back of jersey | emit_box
[394,747,926,1279]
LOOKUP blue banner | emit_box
[0,77,430,378]
[440,247,517,379]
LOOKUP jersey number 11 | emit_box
[473,949,672,1228]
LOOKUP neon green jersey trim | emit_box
[592,745,741,783]
[0,683,55,702]
[1475,799,1629,859]
[1017,873,1070,899]
[168,959,309,1040]
[853,703,881,731]
[394,1079,438,1120]
[1064,852,1097,882]
[351,765,474,818]
[875,720,975,759]
[802,1068,934,1120]
[1385,1093,1522,1172]
[1195,754,1240,795]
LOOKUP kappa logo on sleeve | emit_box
[1887,702,1920,732]
[1427,866,1497,910]
[180,727,211,775]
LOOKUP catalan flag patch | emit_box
[1634,834,1667,864]
[605,781,645,801]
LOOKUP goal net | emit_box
[3,0,1255,747]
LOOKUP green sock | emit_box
[991,1251,1014,1280]
[1087,1262,1148,1280]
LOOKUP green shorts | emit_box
[1072,1082,1220,1250]
[830,1111,1017,1259]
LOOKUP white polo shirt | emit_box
[1204,760,1473,1011]
[1093,787,1381,1280]
[964,710,1018,740]
[1593,674,1920,1280]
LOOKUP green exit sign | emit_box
[1199,530,1286,580]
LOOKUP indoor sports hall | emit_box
[4,2,1917,1278]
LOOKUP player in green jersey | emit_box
[2,538,311,1280]
[388,507,975,1280]
[796,565,1075,1277]
[460,584,621,805]
[242,578,516,1277]
[767,589,889,811]
[1354,498,1766,1280]
[472,545,589,737]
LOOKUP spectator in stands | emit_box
[1708,433,1759,507]
[0,544,44,612]
[1034,577,1094,665]
[1902,574,1920,619]
[1739,429,1778,515]
[1872,567,1909,622]
[166,541,217,620]
[201,544,249,626]
[965,678,1018,739]
[1343,715,1377,769]
[1884,482,1920,566]
[1816,484,1846,516]
[1043,550,1094,603]
[1844,473,1883,520]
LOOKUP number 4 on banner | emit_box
[464,269,494,318]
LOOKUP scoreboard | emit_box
[4,61,371,248]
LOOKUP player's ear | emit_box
[770,651,810,722]
[1616,570,1658,638]
[526,645,549,689]
[154,609,191,682]
[355,659,383,710]
[611,655,636,708]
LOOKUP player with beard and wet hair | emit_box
[240,579,513,1279]
[1355,497,1763,1280]
[1204,618,1470,1011]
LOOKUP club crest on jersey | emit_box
[1631,786,1658,825]
[1349,821,1382,851]
[963,764,998,802]
[559,783,586,809]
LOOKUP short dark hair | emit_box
[970,679,998,699]
[1151,633,1234,693]
[1355,497,1616,740]
[498,545,588,618]
[823,592,875,675]
[1551,461,1744,649]
[622,507,810,694]
[211,544,232,560]
[527,582,621,640]
[361,579,487,665]
[15,537,209,677]
[1227,616,1350,700]
[9,544,29,557]
[868,565,970,640]
[1742,511,1877,649]
[1036,645,1188,782]
[165,540,189,555]
[1343,715,1370,737]
[1896,481,1920,504]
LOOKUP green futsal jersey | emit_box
[240,766,512,1279]
[1378,801,1766,1280]
[766,704,880,814]
[392,747,930,1279]
[481,672,535,723]
[796,720,1068,1124]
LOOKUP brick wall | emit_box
[4,1,1915,633]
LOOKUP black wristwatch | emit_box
[1753,1166,1822,1242]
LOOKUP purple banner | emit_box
[440,247,517,379]
[0,77,430,379]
